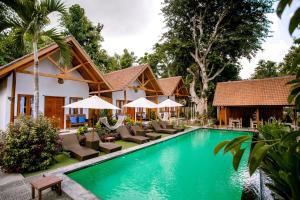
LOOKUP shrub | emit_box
[0,115,61,173]
[76,124,88,136]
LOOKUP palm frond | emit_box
[42,28,71,66]
[40,0,66,16]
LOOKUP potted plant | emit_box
[76,124,88,145]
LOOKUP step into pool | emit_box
[67,129,252,200]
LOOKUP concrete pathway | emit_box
[0,170,71,200]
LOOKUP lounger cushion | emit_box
[78,116,86,123]
[70,116,78,124]
[99,143,122,153]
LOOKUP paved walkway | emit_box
[0,171,71,200]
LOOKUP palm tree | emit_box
[0,0,70,118]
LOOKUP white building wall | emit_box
[4,58,90,129]
[158,95,175,103]
[111,81,146,115]
[0,77,9,130]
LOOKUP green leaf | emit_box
[224,135,250,153]
[214,140,229,155]
[276,0,292,18]
[289,8,300,34]
[233,148,245,171]
[249,142,272,175]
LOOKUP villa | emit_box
[99,64,164,120]
[213,76,295,127]
[157,76,189,116]
[0,36,112,130]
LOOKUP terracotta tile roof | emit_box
[213,76,295,106]
[104,64,148,91]
[157,76,182,96]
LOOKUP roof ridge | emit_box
[158,76,182,81]
[218,75,295,84]
[104,64,148,76]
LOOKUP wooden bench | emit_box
[66,114,88,128]
[30,176,62,200]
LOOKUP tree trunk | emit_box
[33,40,39,119]
[189,72,208,115]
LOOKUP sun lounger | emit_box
[151,121,178,134]
[117,126,149,144]
[85,132,122,153]
[60,134,99,161]
[159,121,184,132]
[131,125,161,140]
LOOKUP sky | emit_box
[51,0,300,79]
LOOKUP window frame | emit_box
[17,94,33,117]
[69,97,83,114]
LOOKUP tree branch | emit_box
[208,65,226,81]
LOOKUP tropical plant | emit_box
[251,60,279,79]
[214,122,300,199]
[0,0,70,118]
[0,115,61,173]
[76,124,88,136]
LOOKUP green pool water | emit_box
[68,129,252,200]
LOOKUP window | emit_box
[17,94,33,116]
[116,100,125,114]
[69,97,83,114]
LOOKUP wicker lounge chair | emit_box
[131,125,161,140]
[85,132,122,153]
[60,134,99,161]
[151,121,178,134]
[117,126,149,144]
[159,121,184,132]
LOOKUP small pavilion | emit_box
[213,76,295,127]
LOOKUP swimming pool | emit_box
[67,129,252,200]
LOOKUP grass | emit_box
[23,153,78,177]
[115,140,138,149]
[22,135,173,177]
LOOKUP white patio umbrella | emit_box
[157,99,183,123]
[123,97,158,122]
[64,95,120,110]
[64,95,120,139]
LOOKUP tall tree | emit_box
[61,4,108,71]
[0,0,70,118]
[161,0,272,114]
[279,43,300,75]
[119,48,136,69]
[251,60,279,79]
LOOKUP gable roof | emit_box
[213,76,294,106]
[158,76,189,96]
[103,64,163,94]
[104,64,147,91]
[0,36,112,91]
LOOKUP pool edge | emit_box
[47,126,201,200]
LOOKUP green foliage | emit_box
[124,117,133,126]
[251,60,279,79]
[0,115,61,173]
[277,0,300,35]
[0,0,71,65]
[149,111,156,121]
[95,122,110,136]
[120,49,136,69]
[214,122,300,199]
[76,124,88,136]
[61,4,108,70]
[279,43,300,75]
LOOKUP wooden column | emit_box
[256,108,259,125]
[10,70,16,123]
[97,84,101,97]
[124,90,127,115]
[224,107,227,126]
[219,107,222,126]
[155,95,158,120]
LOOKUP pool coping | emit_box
[46,126,201,200]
